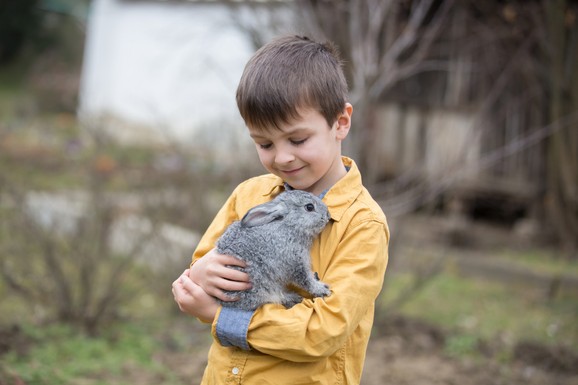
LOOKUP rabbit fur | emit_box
[216,190,332,310]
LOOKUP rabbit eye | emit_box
[305,203,315,212]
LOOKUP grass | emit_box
[0,322,187,385]
[2,256,575,385]
[380,266,578,352]
[496,248,578,276]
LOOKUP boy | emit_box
[172,35,389,385]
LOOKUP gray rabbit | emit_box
[216,190,332,310]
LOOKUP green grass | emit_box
[0,322,185,385]
[496,248,578,276]
[380,268,578,351]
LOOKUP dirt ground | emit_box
[361,315,578,385]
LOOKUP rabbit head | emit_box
[241,190,330,237]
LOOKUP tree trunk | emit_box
[544,0,578,258]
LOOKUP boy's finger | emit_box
[217,277,252,292]
[180,274,199,292]
[220,266,251,283]
[172,281,187,305]
[219,254,247,268]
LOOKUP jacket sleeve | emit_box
[245,217,389,362]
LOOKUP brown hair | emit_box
[236,35,348,131]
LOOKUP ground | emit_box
[362,315,578,385]
[1,214,577,385]
[150,313,578,385]
[149,310,578,385]
[356,214,578,385]
[2,314,576,385]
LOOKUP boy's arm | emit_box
[217,218,389,362]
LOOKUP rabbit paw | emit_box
[309,281,331,298]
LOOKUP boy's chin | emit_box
[289,181,319,194]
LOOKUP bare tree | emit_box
[540,0,578,256]
[298,1,577,252]
[293,0,454,180]
[226,1,577,255]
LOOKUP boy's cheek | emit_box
[255,150,270,165]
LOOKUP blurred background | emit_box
[0,0,577,384]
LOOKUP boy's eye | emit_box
[258,143,272,150]
[305,203,315,212]
[290,138,307,145]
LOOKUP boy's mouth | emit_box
[279,166,304,176]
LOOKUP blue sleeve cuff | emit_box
[216,307,254,351]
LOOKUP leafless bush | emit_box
[0,125,246,334]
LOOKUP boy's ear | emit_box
[335,103,353,140]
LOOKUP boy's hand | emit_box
[172,269,218,323]
[189,248,252,302]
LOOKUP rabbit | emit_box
[215,190,332,311]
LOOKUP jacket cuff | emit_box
[215,307,254,351]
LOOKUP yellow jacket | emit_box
[191,157,389,385]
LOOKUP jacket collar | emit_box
[323,157,363,222]
[261,156,362,222]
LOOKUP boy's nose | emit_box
[274,148,295,164]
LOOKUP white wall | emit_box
[79,0,261,148]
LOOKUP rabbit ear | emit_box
[241,201,288,228]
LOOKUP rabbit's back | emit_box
[217,221,303,270]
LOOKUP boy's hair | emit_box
[236,35,348,131]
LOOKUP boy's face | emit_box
[249,104,352,196]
